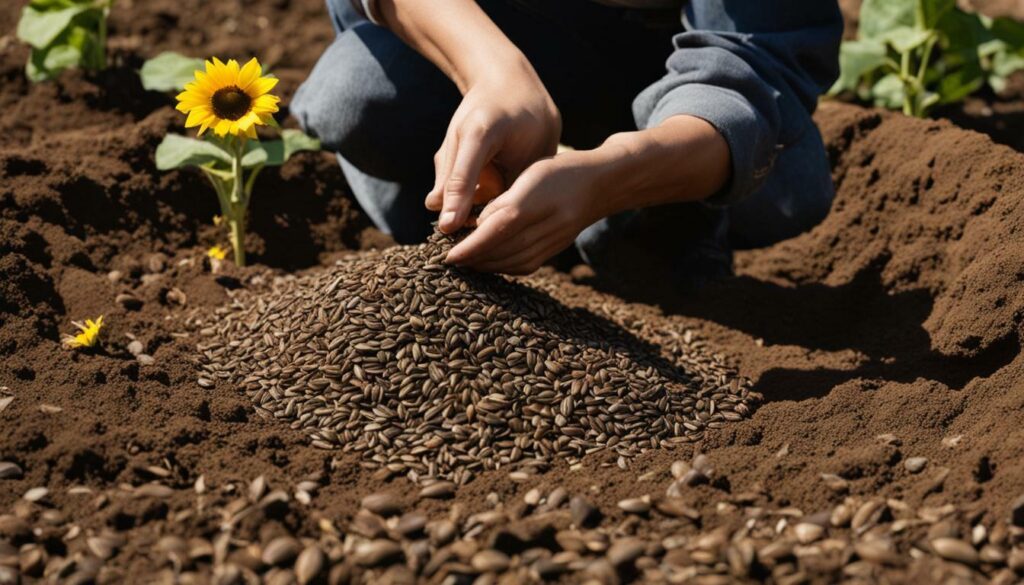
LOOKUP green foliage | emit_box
[139,52,205,92]
[17,0,115,82]
[155,130,321,172]
[156,130,321,266]
[830,0,1024,117]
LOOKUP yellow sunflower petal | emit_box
[247,76,279,98]
[214,118,235,137]
[185,108,213,128]
[237,58,262,91]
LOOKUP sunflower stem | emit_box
[229,137,248,266]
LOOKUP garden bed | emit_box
[2,1,1024,583]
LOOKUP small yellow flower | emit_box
[175,57,280,138]
[62,316,104,349]
[207,245,228,260]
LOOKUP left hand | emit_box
[445,151,604,275]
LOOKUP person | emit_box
[292,0,842,290]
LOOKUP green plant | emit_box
[139,51,205,92]
[16,0,115,82]
[830,0,1024,117]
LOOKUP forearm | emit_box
[585,115,731,220]
[374,0,533,93]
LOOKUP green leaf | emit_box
[140,52,205,92]
[881,26,934,52]
[917,0,955,30]
[937,59,985,103]
[871,73,906,109]
[155,134,233,170]
[830,39,889,94]
[16,4,88,49]
[242,130,321,168]
[859,0,915,39]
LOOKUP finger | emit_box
[440,133,491,233]
[473,234,567,275]
[426,129,457,211]
[445,205,526,265]
[463,218,551,267]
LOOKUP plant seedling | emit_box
[156,57,320,266]
[17,0,116,82]
[831,0,1024,117]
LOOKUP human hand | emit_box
[425,69,561,233]
[445,150,607,275]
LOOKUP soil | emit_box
[2,0,1024,583]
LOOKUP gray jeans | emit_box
[292,0,834,289]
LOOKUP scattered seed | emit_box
[0,462,23,480]
[904,457,928,474]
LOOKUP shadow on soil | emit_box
[586,267,1019,402]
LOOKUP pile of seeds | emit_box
[196,232,757,482]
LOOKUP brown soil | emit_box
[2,0,1024,583]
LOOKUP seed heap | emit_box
[196,232,757,482]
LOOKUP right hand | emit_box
[425,68,561,233]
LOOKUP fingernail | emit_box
[440,211,455,227]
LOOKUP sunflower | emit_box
[176,57,280,139]
[62,316,104,349]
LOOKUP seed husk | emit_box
[262,536,302,566]
[930,538,978,565]
[294,545,325,585]
[353,539,403,567]
[361,493,402,516]
[0,463,23,481]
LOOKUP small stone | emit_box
[126,340,144,355]
[107,270,123,283]
[570,496,600,528]
[136,354,155,366]
[942,435,963,448]
[361,493,402,516]
[418,481,456,500]
[262,536,302,566]
[0,462,23,480]
[931,538,978,565]
[904,457,928,474]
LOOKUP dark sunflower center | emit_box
[211,86,252,121]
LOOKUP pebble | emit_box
[904,457,928,474]
[0,462,23,480]
[930,537,978,565]
[262,536,302,566]
[418,481,456,500]
[127,340,144,356]
[361,493,402,516]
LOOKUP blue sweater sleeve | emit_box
[633,0,843,206]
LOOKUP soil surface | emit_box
[2,1,1024,584]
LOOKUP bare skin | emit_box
[375,0,731,275]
